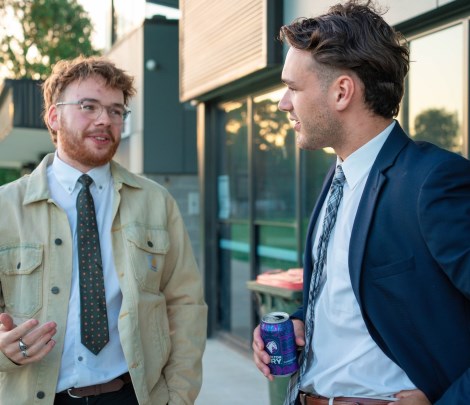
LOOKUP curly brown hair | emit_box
[280,0,409,119]
[42,55,136,142]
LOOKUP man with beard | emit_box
[252,1,470,405]
[0,56,207,405]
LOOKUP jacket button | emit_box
[51,286,60,294]
[17,262,21,269]
[36,391,45,399]
[147,241,153,247]
[55,238,62,245]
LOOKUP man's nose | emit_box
[95,107,112,125]
[278,91,291,112]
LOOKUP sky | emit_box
[77,0,111,49]
[78,0,180,50]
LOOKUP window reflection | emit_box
[219,223,251,343]
[406,24,463,154]
[217,100,248,219]
[301,149,336,246]
[253,88,295,220]
[258,225,297,272]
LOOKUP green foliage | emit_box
[413,108,460,153]
[0,167,21,185]
[0,0,100,80]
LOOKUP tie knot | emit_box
[333,165,346,186]
[78,174,94,189]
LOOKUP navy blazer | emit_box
[294,123,470,404]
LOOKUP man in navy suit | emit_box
[252,1,470,404]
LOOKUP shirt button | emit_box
[36,391,45,399]
[78,356,83,361]
[51,286,60,294]
[55,238,62,245]
[147,241,153,247]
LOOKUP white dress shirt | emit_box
[47,153,128,392]
[301,121,416,399]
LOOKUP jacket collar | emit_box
[23,153,142,205]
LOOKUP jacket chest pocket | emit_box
[125,225,169,294]
[0,244,44,318]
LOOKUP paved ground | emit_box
[196,338,270,405]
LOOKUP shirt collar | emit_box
[338,121,396,190]
[51,152,111,195]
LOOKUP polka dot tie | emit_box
[77,174,109,355]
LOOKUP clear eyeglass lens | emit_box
[80,100,127,123]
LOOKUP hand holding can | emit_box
[260,311,299,377]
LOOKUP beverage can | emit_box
[260,311,299,377]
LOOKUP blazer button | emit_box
[51,286,60,295]
[147,241,154,248]
[55,238,62,245]
[36,391,45,399]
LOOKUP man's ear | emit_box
[48,104,60,131]
[332,75,355,112]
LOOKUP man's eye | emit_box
[82,102,98,111]
[110,108,124,117]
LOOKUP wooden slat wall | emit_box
[180,0,267,101]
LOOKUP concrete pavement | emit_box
[196,338,270,405]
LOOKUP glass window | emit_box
[406,24,464,154]
[301,149,336,247]
[253,88,296,221]
[218,223,251,342]
[214,89,333,345]
[217,100,249,220]
[258,225,298,272]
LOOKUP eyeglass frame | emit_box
[55,98,131,124]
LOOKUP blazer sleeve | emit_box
[418,157,470,403]
[418,157,470,296]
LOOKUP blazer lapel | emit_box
[349,123,411,305]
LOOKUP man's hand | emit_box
[252,318,305,381]
[389,389,431,405]
[0,313,57,365]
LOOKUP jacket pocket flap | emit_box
[125,225,169,254]
[0,244,43,275]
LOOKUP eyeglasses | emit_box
[56,99,131,124]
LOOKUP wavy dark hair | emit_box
[280,0,409,119]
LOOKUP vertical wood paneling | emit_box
[180,0,268,101]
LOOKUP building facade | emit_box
[179,0,470,349]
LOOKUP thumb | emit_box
[0,313,15,331]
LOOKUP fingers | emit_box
[252,325,274,381]
[393,389,431,405]
[292,319,305,347]
[14,336,56,365]
[253,324,263,349]
[0,319,57,365]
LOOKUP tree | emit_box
[413,108,460,153]
[0,0,100,80]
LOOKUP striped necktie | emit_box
[284,165,346,404]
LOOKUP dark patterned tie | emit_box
[284,165,346,405]
[77,174,109,355]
